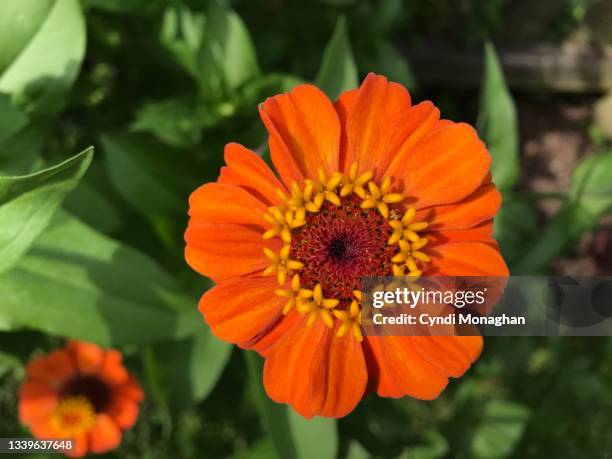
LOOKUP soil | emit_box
[515,94,612,275]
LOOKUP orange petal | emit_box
[410,336,483,378]
[18,381,59,425]
[88,414,122,454]
[260,84,341,184]
[344,73,412,177]
[98,350,128,387]
[67,340,104,374]
[188,183,268,227]
[199,277,285,346]
[427,221,496,246]
[118,376,144,403]
[248,309,301,357]
[334,88,358,170]
[427,242,509,276]
[263,319,367,418]
[416,184,502,231]
[25,349,76,388]
[388,122,491,209]
[107,395,139,429]
[66,433,88,458]
[381,101,440,178]
[364,335,448,399]
[185,222,281,280]
[219,142,286,206]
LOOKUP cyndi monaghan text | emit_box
[372,313,526,327]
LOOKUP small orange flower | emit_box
[19,341,143,457]
[185,73,509,418]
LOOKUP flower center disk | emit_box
[291,194,395,300]
[261,162,432,340]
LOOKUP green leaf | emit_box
[493,196,539,267]
[288,409,338,459]
[344,441,370,459]
[0,211,200,346]
[101,132,197,222]
[0,93,28,144]
[244,351,338,459]
[470,400,530,459]
[0,0,86,117]
[156,325,232,410]
[130,96,220,148]
[162,2,260,97]
[0,0,54,74]
[569,152,612,218]
[315,16,358,100]
[63,179,122,234]
[201,1,261,94]
[0,147,93,276]
[477,42,519,190]
[160,5,206,81]
[513,202,596,274]
[229,439,278,459]
[0,123,47,175]
[401,431,448,459]
[514,152,612,274]
[366,42,416,89]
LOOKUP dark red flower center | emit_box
[291,194,395,300]
[61,375,111,412]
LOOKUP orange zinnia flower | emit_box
[19,341,143,457]
[185,73,509,418]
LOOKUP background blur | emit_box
[1,0,612,458]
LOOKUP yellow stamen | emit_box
[276,274,302,314]
[333,299,363,341]
[297,283,339,328]
[49,396,96,437]
[263,245,303,285]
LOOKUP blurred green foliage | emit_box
[1,0,612,458]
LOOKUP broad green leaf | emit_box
[0,211,200,345]
[401,431,448,459]
[229,440,277,459]
[161,5,206,81]
[514,152,612,274]
[315,16,358,100]
[63,179,122,234]
[156,325,232,410]
[470,400,530,459]
[493,196,538,267]
[101,132,198,223]
[477,42,519,190]
[366,42,416,89]
[344,441,370,459]
[200,1,261,94]
[87,0,157,14]
[0,122,47,175]
[0,93,28,144]
[513,202,596,274]
[569,152,612,217]
[130,96,220,148]
[245,351,293,459]
[0,0,86,117]
[244,351,338,459]
[0,0,54,74]
[288,409,338,459]
[0,147,93,275]
[163,2,260,97]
